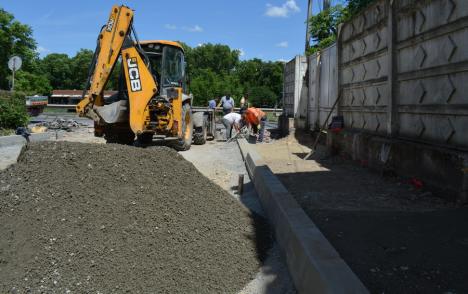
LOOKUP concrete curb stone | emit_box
[0,133,53,170]
[237,138,368,294]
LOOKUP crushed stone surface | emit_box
[0,142,269,293]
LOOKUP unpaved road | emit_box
[182,140,296,294]
[0,142,267,293]
[256,131,468,293]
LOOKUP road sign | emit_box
[8,56,22,91]
[8,56,22,71]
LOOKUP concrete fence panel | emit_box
[282,0,468,199]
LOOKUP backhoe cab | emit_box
[76,5,193,150]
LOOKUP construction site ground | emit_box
[0,112,295,293]
[255,129,468,294]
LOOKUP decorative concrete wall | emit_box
[283,55,308,118]
[307,0,468,151]
[308,44,338,130]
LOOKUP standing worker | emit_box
[218,94,235,115]
[241,107,267,142]
[222,111,242,140]
[208,97,217,109]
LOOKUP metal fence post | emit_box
[387,0,398,136]
[336,23,344,119]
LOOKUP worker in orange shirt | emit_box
[241,107,267,142]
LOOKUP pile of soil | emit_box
[0,142,269,293]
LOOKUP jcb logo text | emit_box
[127,58,142,92]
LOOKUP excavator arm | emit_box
[76,5,158,135]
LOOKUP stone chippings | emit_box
[0,142,267,293]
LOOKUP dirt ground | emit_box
[256,131,468,294]
[0,142,270,293]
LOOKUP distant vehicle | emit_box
[25,95,48,116]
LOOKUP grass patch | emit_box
[0,128,15,136]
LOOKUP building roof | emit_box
[51,90,117,98]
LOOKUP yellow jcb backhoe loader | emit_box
[77,5,200,150]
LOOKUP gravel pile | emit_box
[0,142,269,293]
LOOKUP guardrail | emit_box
[46,104,77,109]
[46,104,283,113]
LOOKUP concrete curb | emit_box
[0,133,54,171]
[237,138,368,294]
[0,135,27,147]
[0,133,53,147]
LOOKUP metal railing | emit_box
[46,104,283,114]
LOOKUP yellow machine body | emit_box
[77,5,192,149]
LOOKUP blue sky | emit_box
[2,0,329,62]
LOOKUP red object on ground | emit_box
[330,127,343,133]
[410,178,424,189]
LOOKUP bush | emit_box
[0,91,29,129]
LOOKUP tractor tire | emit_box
[104,124,135,145]
[170,103,193,151]
[193,113,207,145]
[193,127,207,145]
[134,133,153,147]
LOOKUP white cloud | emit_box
[276,41,288,48]
[184,25,203,33]
[36,46,50,54]
[164,24,177,30]
[265,0,300,18]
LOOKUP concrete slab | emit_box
[238,138,368,294]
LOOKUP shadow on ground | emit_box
[276,155,468,293]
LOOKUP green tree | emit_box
[249,86,277,107]
[0,91,29,129]
[0,8,38,90]
[306,1,377,55]
[70,49,94,89]
[235,59,283,104]
[188,43,240,76]
[347,0,376,17]
[14,71,51,95]
[40,53,73,89]
[307,5,345,54]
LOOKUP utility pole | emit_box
[305,0,313,52]
[323,0,331,10]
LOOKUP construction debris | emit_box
[33,117,83,132]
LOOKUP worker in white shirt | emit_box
[222,112,242,140]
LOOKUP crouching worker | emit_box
[241,107,266,142]
[222,111,242,140]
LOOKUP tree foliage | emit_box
[307,0,377,55]
[0,7,51,93]
[307,5,345,55]
[40,53,73,89]
[0,8,283,108]
[186,44,283,107]
[249,86,277,108]
[0,91,29,129]
[346,0,376,17]
[14,71,52,94]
